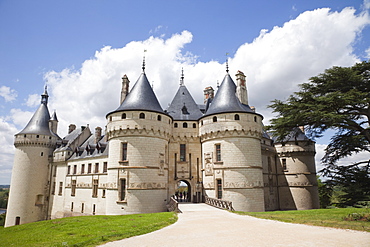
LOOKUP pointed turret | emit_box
[167,69,203,120]
[108,72,163,115]
[18,87,53,136]
[49,110,58,134]
[204,73,254,116]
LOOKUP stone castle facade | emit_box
[5,65,319,227]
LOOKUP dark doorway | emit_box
[175,180,191,202]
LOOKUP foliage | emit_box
[236,208,370,232]
[0,188,9,209]
[268,61,370,167]
[0,213,5,227]
[0,212,177,246]
[344,212,370,222]
[317,176,333,208]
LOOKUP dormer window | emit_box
[139,113,145,119]
[181,105,189,115]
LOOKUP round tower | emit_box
[200,72,265,212]
[5,87,57,227]
[274,127,319,210]
[105,68,172,215]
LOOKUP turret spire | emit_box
[180,68,184,86]
[226,52,229,74]
[142,49,147,72]
[41,85,49,105]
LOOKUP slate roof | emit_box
[108,72,164,115]
[167,85,203,120]
[203,73,256,117]
[69,135,109,160]
[17,90,54,136]
[272,127,311,143]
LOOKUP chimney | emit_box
[95,127,102,144]
[203,86,214,104]
[235,70,248,105]
[68,124,76,134]
[120,75,130,104]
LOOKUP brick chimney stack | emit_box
[236,70,248,105]
[120,75,130,104]
[95,127,102,144]
[68,124,76,134]
[203,86,214,104]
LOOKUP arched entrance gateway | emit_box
[175,180,191,202]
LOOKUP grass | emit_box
[0,212,177,247]
[236,208,370,232]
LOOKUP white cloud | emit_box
[366,47,370,58]
[0,117,18,184]
[0,86,17,102]
[25,93,40,107]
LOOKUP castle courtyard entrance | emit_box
[175,180,191,202]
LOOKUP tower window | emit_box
[234,114,240,120]
[122,113,126,119]
[216,179,222,199]
[122,143,128,161]
[193,123,196,128]
[58,182,63,195]
[254,116,257,122]
[92,179,98,198]
[174,123,178,128]
[71,180,76,196]
[183,122,188,128]
[139,113,145,119]
[180,144,186,161]
[103,162,108,173]
[71,202,74,212]
[81,203,84,213]
[157,115,161,121]
[36,135,39,138]
[120,179,126,201]
[109,116,112,121]
[93,204,96,215]
[282,159,287,171]
[215,144,221,162]
[40,152,43,156]
[213,116,217,122]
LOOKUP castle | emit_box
[5,63,319,227]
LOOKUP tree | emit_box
[268,61,370,171]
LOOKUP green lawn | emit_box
[236,208,370,232]
[0,212,177,247]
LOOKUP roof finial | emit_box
[41,85,49,105]
[226,52,229,73]
[217,80,220,89]
[142,49,147,72]
[180,67,184,86]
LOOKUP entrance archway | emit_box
[175,180,191,202]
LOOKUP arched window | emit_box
[122,113,126,119]
[157,115,161,121]
[183,122,188,128]
[139,113,145,119]
[213,116,217,122]
[36,135,39,138]
[234,114,240,120]
[174,123,178,128]
[193,123,196,128]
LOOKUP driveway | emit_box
[100,203,370,247]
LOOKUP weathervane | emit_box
[226,52,229,73]
[180,67,184,86]
[142,49,147,72]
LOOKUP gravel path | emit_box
[100,203,370,247]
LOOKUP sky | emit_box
[0,0,369,184]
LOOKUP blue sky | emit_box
[0,0,369,184]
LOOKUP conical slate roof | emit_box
[17,90,53,136]
[204,73,255,116]
[167,85,203,120]
[110,72,164,114]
